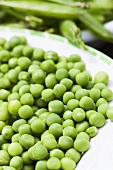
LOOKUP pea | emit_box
[94,71,109,84]
[20,93,34,106]
[56,62,68,70]
[12,45,24,58]
[0,78,11,89]
[10,156,23,170]
[41,134,55,141]
[47,157,61,170]
[60,78,73,90]
[8,100,21,116]
[41,60,56,73]
[68,69,80,81]
[62,119,74,128]
[68,54,81,62]
[46,113,62,126]
[0,135,8,145]
[76,132,90,140]
[19,36,27,45]
[4,41,12,51]
[56,68,68,81]
[71,85,81,93]
[72,108,86,122]
[67,62,74,70]
[50,149,64,160]
[39,112,50,123]
[0,89,10,101]
[18,124,32,136]
[35,108,47,117]
[75,88,89,100]
[49,123,63,138]
[44,51,59,62]
[0,50,10,62]
[63,92,74,104]
[58,136,73,150]
[12,119,27,132]
[19,134,35,150]
[97,103,109,117]
[94,82,106,90]
[18,105,33,119]
[21,151,33,164]
[42,138,57,150]
[8,69,18,83]
[32,69,45,84]
[63,126,77,139]
[86,126,98,137]
[45,73,57,88]
[18,57,31,70]
[9,36,21,48]
[22,45,33,57]
[8,93,20,102]
[23,165,34,170]
[65,148,81,163]
[53,84,66,99]
[2,125,14,140]
[89,112,105,127]
[0,121,6,133]
[101,88,113,101]
[18,71,30,81]
[2,166,16,170]
[76,72,89,86]
[42,89,55,102]
[106,107,113,121]
[67,99,79,111]
[79,96,94,110]
[0,64,9,73]
[0,105,10,121]
[28,64,40,74]
[76,120,89,133]
[48,100,64,114]
[74,138,90,152]
[74,61,86,71]
[1,143,10,151]
[33,48,44,61]
[63,110,72,120]
[31,119,46,134]
[61,157,76,170]
[96,98,108,107]
[8,142,23,156]
[35,97,47,108]
[0,150,11,165]
[0,38,6,46]
[11,133,20,142]
[84,81,94,90]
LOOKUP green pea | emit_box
[101,88,113,101]
[68,69,80,81]
[18,105,33,119]
[11,133,20,143]
[67,62,74,70]
[21,151,33,164]
[19,134,35,150]
[72,108,86,122]
[0,78,11,89]
[0,135,9,145]
[53,84,66,99]
[106,107,113,121]
[84,81,94,90]
[49,123,63,138]
[0,50,10,62]
[0,121,6,133]
[0,38,6,46]
[68,54,81,62]
[58,55,67,62]
[56,62,68,70]
[65,148,81,163]
[96,98,108,107]
[9,36,21,48]
[28,64,40,74]
[50,149,64,160]
[42,138,57,150]
[41,60,56,73]
[8,142,23,156]
[8,69,18,83]
[23,165,34,170]
[56,68,68,81]
[63,110,72,120]
[45,73,57,88]
[18,71,30,81]
[89,87,101,102]
[22,45,33,57]
[63,126,77,139]
[19,85,30,96]
[97,103,109,117]
[76,132,90,140]
[41,134,55,141]
[86,126,98,137]
[2,167,16,170]
[2,125,14,140]
[8,100,21,116]
[35,108,48,117]
[33,48,44,61]
[67,99,79,111]
[62,119,74,128]
[19,36,27,45]
[9,156,23,170]
[63,92,74,104]
[0,89,10,101]
[18,124,32,136]
[74,138,90,152]
[86,110,97,120]
[0,150,11,165]
[30,84,44,98]
[74,61,86,71]
[61,157,76,170]
[35,97,47,108]
[32,69,45,84]
[71,85,81,93]
[12,119,27,132]
[35,160,48,170]
[8,93,20,102]
[94,82,106,90]
[44,50,59,62]
[75,88,89,100]
[39,112,49,124]
[60,78,73,90]
[20,93,34,106]
[0,64,9,73]
[89,112,105,127]
[4,41,12,51]
[79,96,94,110]
[47,157,61,170]
[12,45,24,58]
[48,100,64,114]
[76,72,89,86]
[76,120,89,133]
[1,143,10,151]
[42,89,55,102]
[18,57,31,70]
[94,71,109,84]
[46,113,62,126]
[0,105,10,121]
[31,119,46,134]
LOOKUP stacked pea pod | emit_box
[0,35,113,169]
[0,0,113,48]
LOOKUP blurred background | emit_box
[0,0,113,58]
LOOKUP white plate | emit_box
[0,26,113,170]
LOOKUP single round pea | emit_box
[56,62,68,70]
[22,45,33,57]
[76,132,90,140]
[0,50,10,62]
[62,119,74,128]
[67,62,74,70]
[75,120,89,133]
[65,148,81,163]
[68,69,80,81]
[35,108,47,117]
[72,108,86,122]
[106,107,113,121]
[61,157,76,170]
[47,157,61,170]
[35,97,47,108]
[28,144,48,161]
[67,99,79,111]
[18,71,30,81]
[89,112,105,127]
[86,110,97,120]
[4,41,12,51]
[0,121,6,133]
[12,119,27,132]
[71,85,81,93]
[94,82,106,90]
[19,85,30,96]
[42,89,55,102]
[56,68,68,81]
[44,50,59,62]
[41,134,55,141]
[12,45,24,58]
[20,93,34,106]
[0,150,11,165]
[19,134,35,150]
[11,133,20,142]
[97,103,109,117]
[18,105,33,119]
[39,112,50,124]
[32,69,45,84]
[0,89,10,101]
[18,124,32,136]
[18,57,31,70]
[48,100,64,114]
[41,60,56,73]
[94,71,109,84]
[76,72,89,86]
[53,84,66,99]
[58,136,73,150]
[31,119,46,134]
[42,138,57,150]
[79,96,94,111]
[8,69,18,83]
[50,149,64,160]
[63,92,74,104]
[33,48,44,61]
[74,61,86,71]
[63,110,72,120]
[0,105,10,121]
[63,126,77,139]
[19,36,27,45]
[21,151,33,164]
[75,88,89,101]
[8,93,20,102]
[74,138,90,152]
[28,64,40,74]
[101,88,113,101]
[0,64,9,73]
[96,98,108,107]
[86,126,98,137]
[10,156,23,170]
[1,143,10,151]
[60,78,73,90]
[0,135,8,145]
[2,125,14,140]
[49,123,63,138]
[9,36,21,48]
[8,142,23,156]
[89,87,101,102]
[8,100,21,116]
[68,54,81,62]
[84,81,94,90]
[46,113,62,126]
[0,38,6,46]
[45,73,57,89]
[23,165,34,170]
[35,160,48,170]
[0,78,11,89]
[8,58,18,69]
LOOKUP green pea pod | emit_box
[77,11,113,42]
[0,0,83,19]
[59,20,87,49]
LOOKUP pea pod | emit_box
[0,0,83,19]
